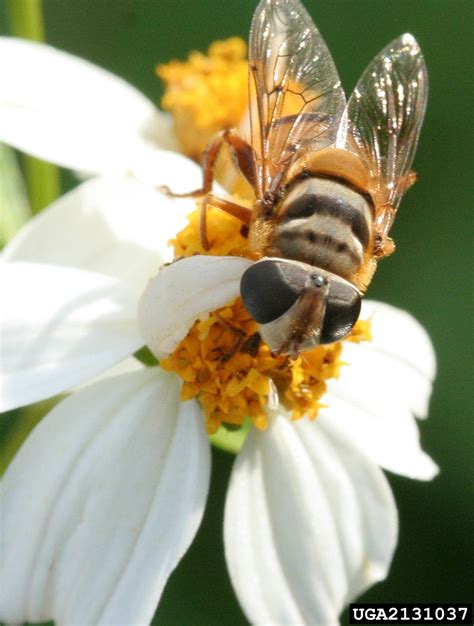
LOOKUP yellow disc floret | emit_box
[157,38,248,161]
[161,205,371,434]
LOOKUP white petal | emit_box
[73,356,144,391]
[321,301,438,480]
[0,37,178,175]
[3,173,198,296]
[0,262,143,411]
[225,415,397,625]
[138,255,252,358]
[126,146,204,191]
[318,394,438,481]
[361,300,436,417]
[0,367,210,626]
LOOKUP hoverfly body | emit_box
[166,0,428,356]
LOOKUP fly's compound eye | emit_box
[320,278,361,344]
[240,258,307,324]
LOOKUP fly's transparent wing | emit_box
[342,34,428,237]
[248,0,345,194]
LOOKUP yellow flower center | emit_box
[161,206,371,435]
[157,39,371,437]
[157,38,248,161]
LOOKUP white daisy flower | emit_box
[0,19,437,626]
[0,171,437,625]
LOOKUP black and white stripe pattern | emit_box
[273,177,373,278]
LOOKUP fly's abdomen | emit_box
[272,177,373,279]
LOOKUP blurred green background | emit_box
[0,0,472,624]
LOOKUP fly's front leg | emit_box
[159,128,258,197]
[160,128,256,249]
[200,193,252,250]
[158,131,227,198]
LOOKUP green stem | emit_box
[7,0,61,214]
[23,158,61,214]
[7,0,46,40]
[209,421,250,455]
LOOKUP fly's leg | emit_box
[213,313,246,363]
[158,132,226,198]
[199,193,252,250]
[159,128,257,197]
[159,129,256,249]
[373,204,397,258]
[213,314,261,363]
